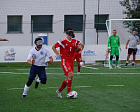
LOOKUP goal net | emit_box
[104,19,140,67]
[106,19,140,44]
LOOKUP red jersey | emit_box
[55,37,79,62]
[74,39,81,55]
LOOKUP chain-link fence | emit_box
[0,0,127,46]
[0,21,108,46]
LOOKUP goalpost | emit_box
[106,19,140,43]
[104,19,140,67]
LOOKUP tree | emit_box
[120,0,140,19]
[120,0,140,36]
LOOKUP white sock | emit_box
[36,78,41,83]
[126,61,128,63]
[23,84,30,95]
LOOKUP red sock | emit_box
[67,79,72,94]
[58,80,67,92]
[78,65,81,72]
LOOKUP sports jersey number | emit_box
[70,47,72,51]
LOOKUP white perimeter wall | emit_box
[1,45,140,63]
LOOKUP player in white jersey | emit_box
[22,37,53,98]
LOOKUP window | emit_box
[31,15,53,32]
[94,15,109,31]
[7,16,22,33]
[64,15,83,31]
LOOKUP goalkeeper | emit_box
[108,29,121,69]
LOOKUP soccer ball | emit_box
[80,62,84,66]
[71,91,78,99]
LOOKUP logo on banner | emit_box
[4,48,16,61]
[55,55,61,60]
[82,50,96,56]
[38,33,47,45]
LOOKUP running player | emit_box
[108,29,121,69]
[72,34,84,75]
[52,29,81,98]
[22,37,53,98]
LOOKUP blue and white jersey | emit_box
[27,46,52,66]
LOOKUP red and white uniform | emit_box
[74,39,82,62]
[55,37,79,75]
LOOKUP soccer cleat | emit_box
[77,72,80,75]
[125,63,128,66]
[56,90,62,98]
[22,95,26,99]
[109,66,112,69]
[67,92,74,98]
[35,77,39,89]
[115,66,121,68]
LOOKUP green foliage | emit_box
[120,0,140,19]
[120,0,140,35]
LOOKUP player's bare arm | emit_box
[52,45,62,58]
[79,43,84,54]
[0,38,9,41]
[27,59,34,65]
[47,56,53,64]
[126,40,129,49]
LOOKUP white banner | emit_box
[0,45,140,63]
[82,45,140,63]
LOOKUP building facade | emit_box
[0,0,126,46]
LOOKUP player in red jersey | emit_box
[52,28,81,98]
[72,34,84,75]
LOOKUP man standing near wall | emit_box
[125,30,140,66]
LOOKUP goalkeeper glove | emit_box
[119,48,122,52]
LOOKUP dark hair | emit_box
[34,37,42,44]
[133,30,137,32]
[113,29,117,31]
[66,28,73,31]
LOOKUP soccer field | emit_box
[0,63,140,112]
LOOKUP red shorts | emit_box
[61,59,74,75]
[75,53,82,62]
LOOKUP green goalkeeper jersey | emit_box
[108,35,121,48]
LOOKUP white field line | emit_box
[45,68,62,69]
[75,72,140,74]
[0,72,29,74]
[107,85,124,87]
[41,87,58,89]
[7,86,91,91]
[0,72,13,73]
[1,72,140,75]
[7,88,23,90]
[0,68,62,70]
[119,68,140,69]
[75,86,91,88]
[82,66,98,70]
[16,69,29,70]
[7,85,125,91]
